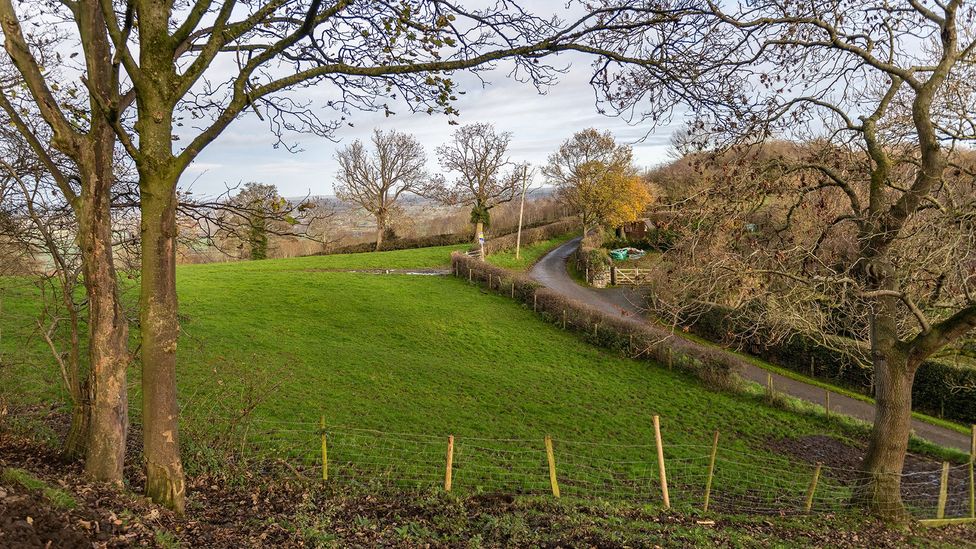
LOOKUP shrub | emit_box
[315,218,576,256]
[571,229,612,286]
[323,233,472,255]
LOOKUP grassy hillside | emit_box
[0,245,961,516]
[484,232,577,270]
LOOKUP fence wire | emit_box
[209,417,975,520]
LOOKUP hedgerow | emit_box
[451,252,740,392]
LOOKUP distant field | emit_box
[0,244,953,514]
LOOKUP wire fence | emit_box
[204,415,976,521]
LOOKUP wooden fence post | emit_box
[653,415,670,509]
[444,435,454,492]
[593,322,598,337]
[970,425,975,519]
[562,310,567,330]
[937,461,950,519]
[804,462,822,513]
[533,292,537,312]
[825,390,830,419]
[703,430,719,512]
[320,415,328,482]
[511,281,515,298]
[545,435,560,498]
[468,266,472,282]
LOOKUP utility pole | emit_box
[515,165,532,260]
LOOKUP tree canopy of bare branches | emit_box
[590,0,976,521]
[335,129,428,250]
[428,122,527,254]
[0,0,683,512]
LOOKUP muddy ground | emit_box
[771,434,972,517]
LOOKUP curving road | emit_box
[529,237,971,452]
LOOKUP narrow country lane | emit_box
[529,237,971,452]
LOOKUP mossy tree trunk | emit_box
[853,280,914,522]
[137,162,186,514]
[133,5,186,512]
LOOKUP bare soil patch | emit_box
[770,434,972,517]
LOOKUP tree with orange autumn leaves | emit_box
[544,129,652,233]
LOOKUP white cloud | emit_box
[184,162,224,173]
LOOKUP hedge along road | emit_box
[529,237,971,453]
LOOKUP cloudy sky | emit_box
[181,53,685,198]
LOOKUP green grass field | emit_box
[0,245,958,516]
[485,232,577,270]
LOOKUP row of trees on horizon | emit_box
[332,124,653,252]
[197,123,655,261]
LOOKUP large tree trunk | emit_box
[375,214,385,251]
[133,5,186,511]
[474,220,485,259]
[139,170,186,514]
[75,140,130,483]
[853,291,913,522]
[855,355,915,522]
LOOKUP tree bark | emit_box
[61,276,86,460]
[129,3,186,513]
[63,400,90,460]
[474,220,485,259]
[855,349,915,522]
[75,132,130,483]
[139,168,186,514]
[853,288,913,522]
[375,214,385,251]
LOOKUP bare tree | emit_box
[429,123,525,257]
[335,129,428,251]
[591,0,976,520]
